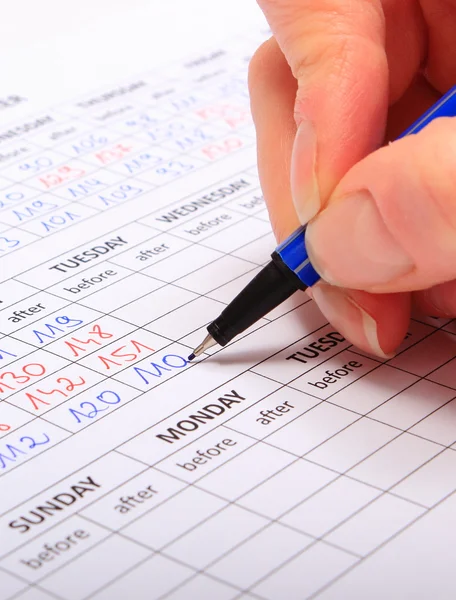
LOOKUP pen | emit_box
[188,85,456,361]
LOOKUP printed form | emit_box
[1,26,456,600]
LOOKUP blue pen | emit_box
[189,86,456,360]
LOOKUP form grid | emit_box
[0,32,455,600]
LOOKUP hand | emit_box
[249,0,456,358]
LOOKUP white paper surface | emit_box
[1,3,456,599]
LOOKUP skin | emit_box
[248,0,456,358]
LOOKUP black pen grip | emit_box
[207,253,306,346]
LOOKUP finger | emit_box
[420,0,456,92]
[381,0,427,103]
[248,38,411,359]
[248,37,300,242]
[256,0,386,225]
[305,117,456,293]
[414,281,456,318]
[310,284,411,358]
[385,74,441,141]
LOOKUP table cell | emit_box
[231,231,274,265]
[198,441,295,501]
[227,386,318,440]
[0,228,38,258]
[208,523,312,590]
[369,379,455,430]
[410,399,456,446]
[0,196,70,228]
[55,128,123,159]
[26,160,97,194]
[203,217,271,255]
[0,336,35,367]
[9,589,54,600]
[329,364,418,415]
[0,402,33,438]
[46,314,135,360]
[47,262,131,302]
[392,449,456,507]
[325,493,425,556]
[165,504,267,570]
[45,380,141,432]
[427,356,456,390]
[108,147,175,178]
[239,459,337,520]
[165,574,237,600]
[7,363,104,415]
[282,476,381,538]
[80,329,170,376]
[1,151,69,183]
[0,280,36,311]
[252,542,357,600]
[143,244,222,282]
[79,272,163,313]
[80,179,152,211]
[155,426,255,483]
[56,170,124,202]
[13,305,102,349]
[266,402,358,458]
[176,255,254,295]
[41,534,149,600]
[90,555,193,600]
[0,293,68,336]
[108,232,190,272]
[113,284,196,327]
[291,350,379,400]
[171,207,244,243]
[148,296,225,340]
[223,189,265,216]
[388,330,456,377]
[123,486,226,549]
[0,570,26,600]
[348,433,442,489]
[2,515,109,583]
[0,350,69,401]
[81,467,184,530]
[0,419,69,478]
[306,418,400,473]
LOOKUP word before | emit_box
[307,361,363,389]
[21,529,90,569]
[177,438,237,471]
[64,269,117,294]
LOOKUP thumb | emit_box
[256,0,388,223]
[305,118,456,293]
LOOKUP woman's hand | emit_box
[249,0,456,357]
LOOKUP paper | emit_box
[1,27,456,600]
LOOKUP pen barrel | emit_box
[207,253,305,346]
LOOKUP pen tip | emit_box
[188,353,196,361]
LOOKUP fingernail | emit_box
[291,120,320,224]
[306,190,414,289]
[312,283,393,359]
